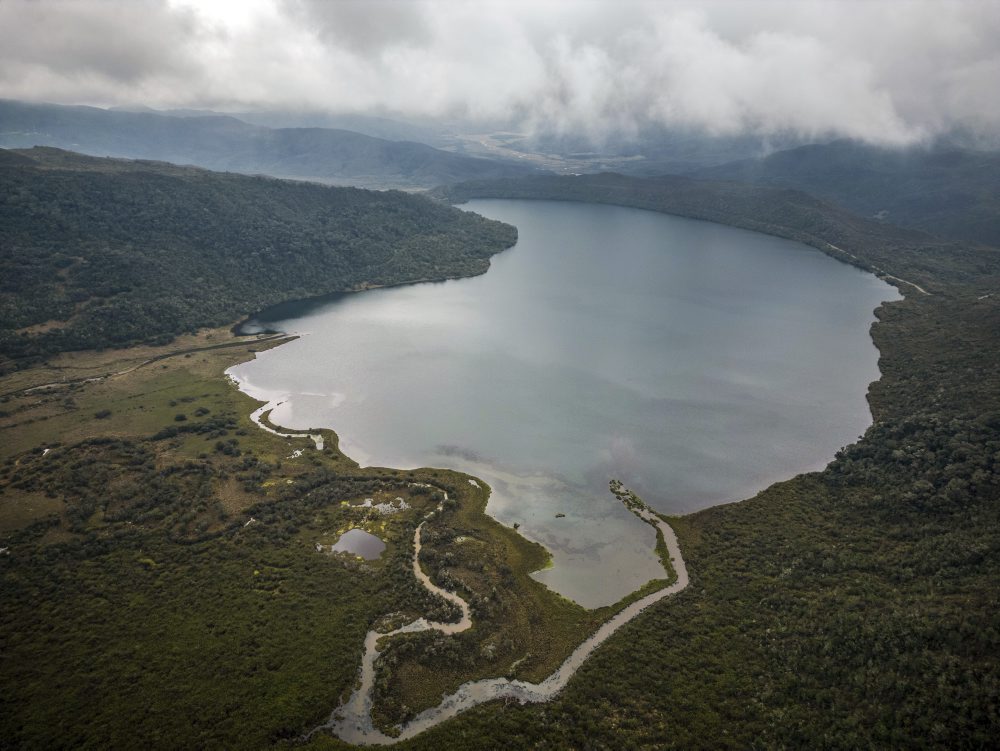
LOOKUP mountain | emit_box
[693,140,1000,247]
[226,110,449,146]
[0,147,516,366]
[109,104,452,147]
[0,100,538,189]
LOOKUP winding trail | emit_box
[5,333,289,399]
[824,243,930,295]
[311,497,688,745]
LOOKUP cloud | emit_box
[0,0,203,102]
[287,0,432,54]
[0,0,998,146]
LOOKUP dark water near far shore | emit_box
[229,199,899,607]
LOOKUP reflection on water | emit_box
[228,199,899,607]
[330,529,386,560]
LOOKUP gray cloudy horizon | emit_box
[1,0,999,146]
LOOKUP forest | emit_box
[693,139,1000,248]
[0,147,516,370]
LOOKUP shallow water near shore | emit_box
[228,199,899,607]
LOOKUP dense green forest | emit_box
[694,139,1000,248]
[0,147,516,369]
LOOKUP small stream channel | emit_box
[308,489,688,745]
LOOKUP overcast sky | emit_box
[1,0,998,145]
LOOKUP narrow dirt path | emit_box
[825,243,930,295]
[5,333,290,399]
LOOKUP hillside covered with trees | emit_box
[694,140,1000,248]
[0,147,516,370]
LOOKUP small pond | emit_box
[331,529,386,560]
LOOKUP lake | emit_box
[228,199,899,607]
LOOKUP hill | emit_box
[0,100,537,189]
[693,140,1000,248]
[0,147,517,368]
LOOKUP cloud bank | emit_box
[1,0,998,146]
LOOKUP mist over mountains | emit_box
[0,99,537,190]
[4,1,999,149]
[6,96,1000,249]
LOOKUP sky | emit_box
[1,0,999,146]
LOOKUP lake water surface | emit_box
[228,200,899,607]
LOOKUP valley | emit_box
[2,153,997,747]
[2,5,999,744]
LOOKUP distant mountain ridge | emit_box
[0,99,537,189]
[693,140,1000,247]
